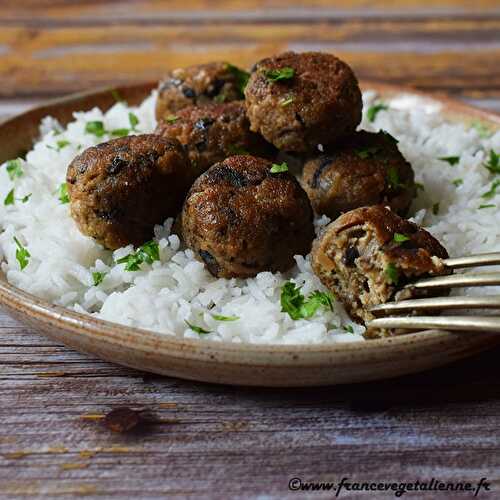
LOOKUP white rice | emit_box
[0,90,499,345]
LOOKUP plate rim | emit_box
[0,80,499,383]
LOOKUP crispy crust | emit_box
[155,101,275,176]
[244,51,362,152]
[302,131,416,218]
[182,155,315,278]
[67,135,194,250]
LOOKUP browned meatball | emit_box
[244,51,362,153]
[303,131,416,218]
[311,206,449,330]
[155,62,247,121]
[67,135,195,250]
[182,155,315,278]
[155,101,275,176]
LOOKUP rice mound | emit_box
[0,91,499,345]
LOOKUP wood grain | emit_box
[1,1,500,497]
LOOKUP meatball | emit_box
[244,51,362,153]
[182,155,315,278]
[155,61,247,121]
[155,101,275,176]
[302,131,416,218]
[67,135,195,250]
[311,205,449,327]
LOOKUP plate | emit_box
[1,81,499,387]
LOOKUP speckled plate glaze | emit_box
[1,81,499,387]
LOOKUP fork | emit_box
[368,252,500,333]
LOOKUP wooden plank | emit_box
[0,24,499,99]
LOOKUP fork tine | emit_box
[367,315,500,333]
[444,252,500,269]
[408,272,500,290]
[370,295,500,316]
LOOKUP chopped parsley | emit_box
[58,183,70,204]
[265,67,295,82]
[110,128,130,137]
[4,189,14,206]
[128,112,139,131]
[439,156,460,166]
[483,150,500,175]
[226,63,250,95]
[6,159,24,181]
[471,120,491,138]
[270,161,288,173]
[166,115,179,124]
[47,139,70,152]
[385,263,399,285]
[227,144,249,155]
[116,240,160,271]
[13,236,30,270]
[85,121,106,137]
[280,96,294,107]
[92,271,106,286]
[452,178,463,187]
[111,89,124,102]
[185,320,211,335]
[415,182,425,192]
[280,281,334,320]
[432,202,440,215]
[367,102,388,122]
[212,314,239,322]
[214,93,227,103]
[355,146,380,159]
[479,204,495,209]
[387,166,403,189]
[20,193,32,203]
[343,325,354,333]
[481,179,500,200]
[393,232,410,243]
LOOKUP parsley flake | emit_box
[227,144,249,155]
[116,240,160,271]
[21,193,32,203]
[479,204,495,209]
[6,159,23,181]
[111,89,123,102]
[439,156,460,166]
[4,188,15,206]
[13,236,30,270]
[226,63,250,95]
[432,202,440,215]
[111,128,130,137]
[385,263,399,285]
[393,232,410,243]
[128,112,139,131]
[58,183,70,204]
[343,325,354,333]
[265,67,295,82]
[481,179,500,200]
[212,314,239,322]
[270,162,288,173]
[85,121,106,137]
[280,96,294,107]
[483,150,500,175]
[471,120,491,138]
[280,282,334,320]
[452,178,463,187]
[355,146,380,159]
[415,182,425,192]
[367,102,388,122]
[166,115,179,124]
[185,320,211,335]
[92,271,106,286]
[387,166,403,189]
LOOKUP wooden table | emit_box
[1,2,499,498]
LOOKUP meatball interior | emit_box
[67,135,194,250]
[311,206,449,328]
[182,155,315,279]
[303,131,416,218]
[244,51,362,152]
[155,61,247,121]
[155,101,275,176]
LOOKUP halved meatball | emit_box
[67,135,195,250]
[182,155,315,278]
[155,101,275,176]
[244,51,362,153]
[303,131,416,218]
[155,61,247,121]
[311,206,449,328]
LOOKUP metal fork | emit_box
[368,252,500,332]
